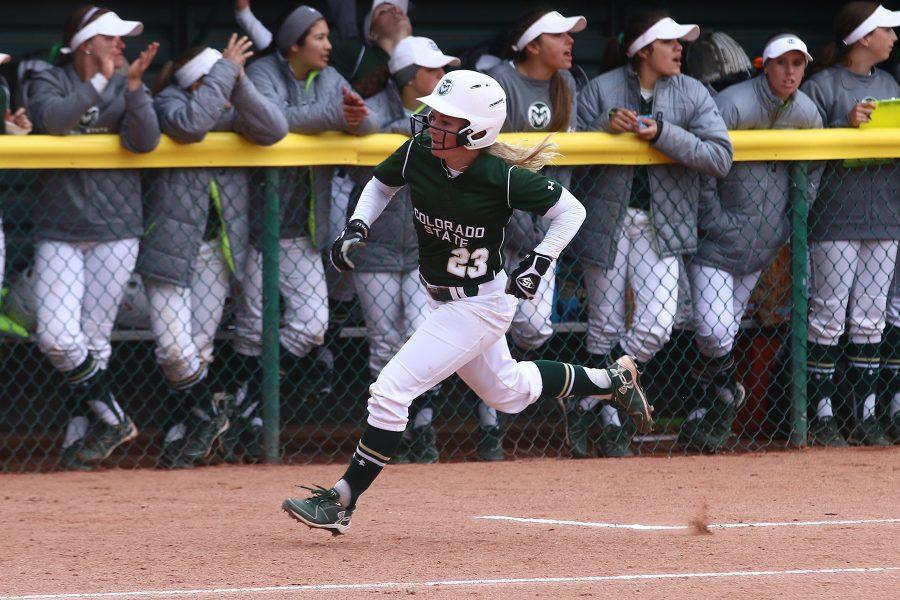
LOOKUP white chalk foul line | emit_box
[2,567,898,600]
[476,515,900,531]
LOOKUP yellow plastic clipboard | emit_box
[859,98,900,129]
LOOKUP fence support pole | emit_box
[262,169,281,463]
[789,162,809,448]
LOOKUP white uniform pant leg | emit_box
[889,250,900,328]
[233,245,264,357]
[353,271,405,377]
[147,281,199,382]
[455,335,543,415]
[366,291,519,432]
[689,264,762,358]
[503,248,555,352]
[847,240,898,344]
[621,209,679,363]
[35,240,88,372]
[191,240,230,366]
[583,228,629,356]
[279,237,328,357]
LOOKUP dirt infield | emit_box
[3,447,899,599]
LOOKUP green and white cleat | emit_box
[282,486,354,536]
[606,356,654,434]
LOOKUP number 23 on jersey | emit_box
[447,247,489,278]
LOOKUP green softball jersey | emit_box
[373,136,562,287]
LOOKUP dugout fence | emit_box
[0,129,897,471]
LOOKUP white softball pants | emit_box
[583,208,679,363]
[352,268,429,377]
[366,273,543,432]
[888,250,900,328]
[233,236,328,358]
[34,238,139,372]
[689,264,761,358]
[145,240,230,383]
[808,240,899,345]
[503,247,555,352]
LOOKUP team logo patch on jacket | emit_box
[528,101,551,129]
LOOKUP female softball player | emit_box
[142,35,287,468]
[678,33,823,452]
[800,2,900,446]
[885,256,900,443]
[476,9,583,460]
[572,11,732,458]
[230,5,379,429]
[29,5,159,468]
[345,35,460,464]
[281,69,654,536]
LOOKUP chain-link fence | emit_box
[0,132,897,472]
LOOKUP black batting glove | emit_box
[506,251,552,300]
[330,219,369,272]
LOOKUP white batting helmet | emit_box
[417,70,507,150]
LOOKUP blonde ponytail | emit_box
[485,135,560,172]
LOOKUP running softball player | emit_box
[345,35,460,463]
[800,2,900,446]
[477,9,583,461]
[572,11,732,458]
[885,255,900,443]
[142,35,287,468]
[281,69,654,536]
[678,33,823,453]
[230,5,379,431]
[29,5,159,468]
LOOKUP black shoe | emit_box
[283,485,354,536]
[597,424,633,457]
[887,414,900,444]
[476,426,505,461]
[605,356,654,433]
[60,439,94,471]
[159,437,194,469]
[852,417,891,447]
[563,401,593,459]
[77,417,139,463]
[182,411,230,462]
[808,416,847,447]
[410,424,439,463]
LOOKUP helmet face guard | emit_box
[410,113,475,151]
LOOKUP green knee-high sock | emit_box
[846,342,881,421]
[882,324,900,410]
[533,360,613,401]
[807,343,841,417]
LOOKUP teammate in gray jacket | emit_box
[143,35,287,468]
[574,11,733,457]
[481,9,584,460]
[678,34,823,452]
[231,5,380,422]
[29,5,160,469]
[800,2,900,447]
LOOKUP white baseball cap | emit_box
[389,36,460,74]
[512,11,587,52]
[627,17,700,58]
[372,0,409,15]
[0,53,10,65]
[843,5,900,45]
[763,34,813,62]
[62,10,143,54]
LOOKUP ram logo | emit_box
[437,79,453,96]
[528,101,551,129]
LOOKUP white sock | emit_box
[63,416,90,448]
[164,422,187,445]
[334,479,352,507]
[88,394,125,426]
[816,398,834,419]
[861,393,877,421]
[478,403,498,427]
[413,407,433,428]
[891,393,900,418]
[687,408,708,422]
[250,416,263,428]
[579,396,601,411]
[600,404,622,427]
[584,367,612,399]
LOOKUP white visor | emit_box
[389,36,460,74]
[62,11,144,54]
[512,11,587,52]
[763,35,813,62]
[373,0,409,13]
[175,48,223,89]
[843,5,900,45]
[627,17,700,58]
[0,53,10,65]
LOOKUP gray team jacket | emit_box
[345,79,418,273]
[245,54,379,248]
[575,66,733,269]
[692,75,822,275]
[138,60,287,287]
[489,61,576,257]
[29,65,160,242]
[800,66,900,242]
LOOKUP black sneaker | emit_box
[887,414,900,444]
[282,485,353,536]
[853,417,891,447]
[562,401,593,459]
[808,416,847,447]
[476,425,505,461]
[60,439,94,471]
[159,437,194,469]
[77,417,139,463]
[606,356,654,434]
[597,424,633,457]
[410,424,439,464]
[182,411,230,461]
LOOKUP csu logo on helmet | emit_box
[437,79,453,96]
[528,102,551,129]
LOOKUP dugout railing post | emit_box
[789,162,809,448]
[262,168,281,463]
